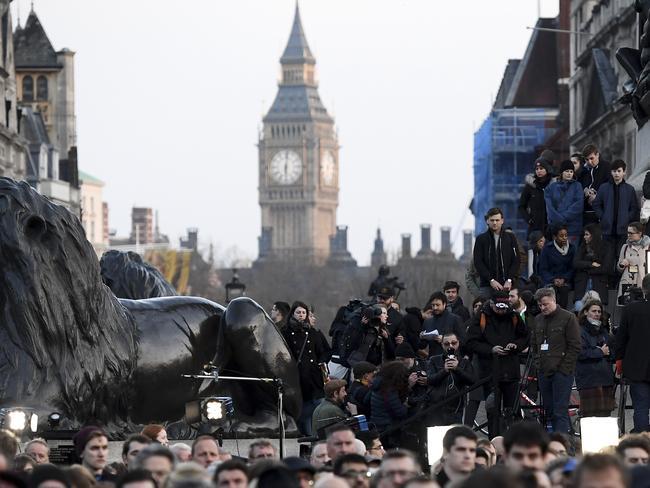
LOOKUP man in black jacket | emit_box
[466,292,530,437]
[473,207,520,299]
[615,274,650,433]
[578,144,611,226]
[426,332,476,426]
[421,292,466,358]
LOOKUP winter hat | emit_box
[560,160,574,173]
[540,149,557,163]
[73,425,107,457]
[534,157,553,176]
[394,342,416,359]
[29,465,70,488]
[352,361,377,378]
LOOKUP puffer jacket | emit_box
[369,376,408,430]
[544,179,584,237]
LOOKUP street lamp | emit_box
[225,269,246,303]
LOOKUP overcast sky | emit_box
[13,0,559,265]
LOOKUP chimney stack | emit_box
[401,233,411,259]
[416,224,435,258]
[440,226,451,254]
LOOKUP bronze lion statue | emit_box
[0,178,300,437]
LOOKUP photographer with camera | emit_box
[346,304,396,367]
[615,273,650,433]
[466,291,529,437]
[616,222,650,304]
[425,332,476,426]
[283,301,332,436]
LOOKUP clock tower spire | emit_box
[257,5,339,266]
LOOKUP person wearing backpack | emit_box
[466,292,530,437]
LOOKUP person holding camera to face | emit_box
[346,304,396,368]
[466,291,530,437]
[425,332,476,426]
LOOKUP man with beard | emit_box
[519,158,554,237]
[425,332,475,426]
[312,379,351,434]
[466,292,529,437]
[443,281,470,322]
[421,292,465,358]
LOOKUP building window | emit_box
[22,76,33,102]
[36,76,48,101]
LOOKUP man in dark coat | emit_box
[426,332,476,426]
[592,160,640,259]
[518,158,553,236]
[530,287,581,434]
[578,144,611,226]
[466,292,529,437]
[421,292,466,358]
[615,274,650,433]
[347,361,375,417]
[443,281,470,322]
[473,207,520,299]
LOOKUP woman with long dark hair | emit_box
[282,301,330,436]
[369,361,409,447]
[573,223,611,309]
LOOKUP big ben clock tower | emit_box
[257,4,339,266]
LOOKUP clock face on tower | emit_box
[321,150,336,186]
[270,150,302,185]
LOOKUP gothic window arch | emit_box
[36,76,48,101]
[22,76,33,101]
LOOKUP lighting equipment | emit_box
[48,412,61,428]
[581,417,618,454]
[202,397,234,423]
[427,425,454,466]
[0,408,38,434]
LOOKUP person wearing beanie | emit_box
[519,158,554,237]
[544,160,584,240]
[29,464,71,488]
[466,291,529,437]
[311,379,350,434]
[348,362,376,417]
[72,426,113,481]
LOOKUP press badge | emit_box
[541,341,549,352]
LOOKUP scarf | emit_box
[554,240,569,256]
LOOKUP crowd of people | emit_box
[3,418,650,487]
[2,143,650,487]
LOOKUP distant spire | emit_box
[16,1,20,28]
[30,1,35,13]
[280,1,315,64]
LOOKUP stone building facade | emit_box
[0,0,28,181]
[257,5,339,265]
[569,0,638,173]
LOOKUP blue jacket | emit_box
[538,241,576,285]
[544,179,584,236]
[592,181,640,237]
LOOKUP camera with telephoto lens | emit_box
[618,284,645,305]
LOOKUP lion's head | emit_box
[100,250,177,299]
[0,178,137,427]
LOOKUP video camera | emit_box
[618,284,645,306]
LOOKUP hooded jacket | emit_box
[592,180,640,237]
[519,173,552,234]
[544,179,584,237]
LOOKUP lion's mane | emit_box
[100,250,177,300]
[0,178,137,428]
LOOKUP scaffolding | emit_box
[473,107,558,244]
